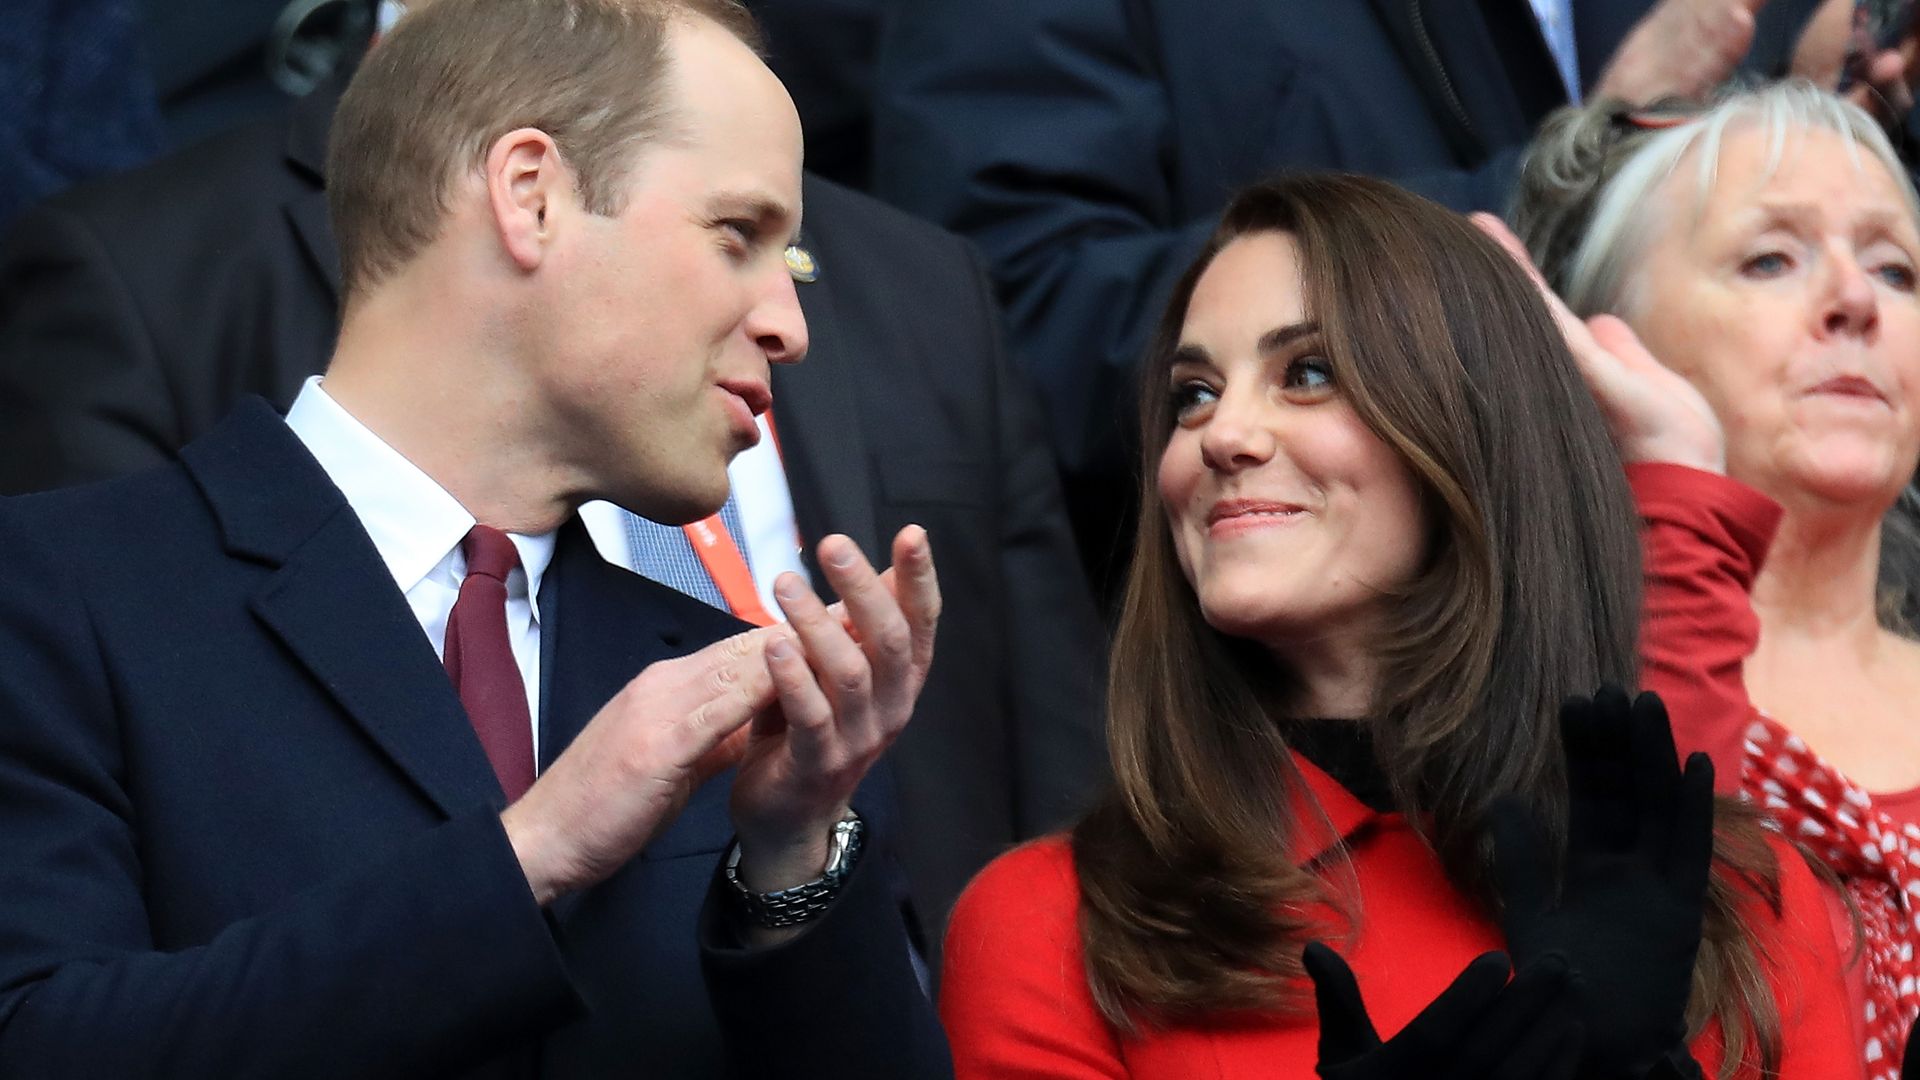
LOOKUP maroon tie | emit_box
[443,524,535,801]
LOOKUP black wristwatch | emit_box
[723,810,865,929]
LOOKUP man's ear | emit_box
[484,127,568,272]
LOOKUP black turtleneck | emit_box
[1282,718,1396,813]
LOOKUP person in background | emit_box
[1507,77,1920,1079]
[869,0,1906,599]
[937,173,1856,1079]
[746,0,879,190]
[0,0,1106,950]
[0,0,954,1075]
[1,0,164,225]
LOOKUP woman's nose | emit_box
[1817,253,1880,340]
[1198,392,1277,473]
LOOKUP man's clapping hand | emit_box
[731,527,940,894]
[501,526,939,909]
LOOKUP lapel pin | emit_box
[784,243,820,283]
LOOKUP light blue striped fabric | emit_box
[1531,0,1582,101]
[623,494,751,614]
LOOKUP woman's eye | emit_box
[1739,251,1791,278]
[1281,357,1335,395]
[1169,380,1218,421]
[1875,261,1917,291]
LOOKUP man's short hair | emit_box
[326,0,760,301]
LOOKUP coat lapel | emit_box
[536,518,704,770]
[773,196,880,598]
[537,518,747,909]
[184,400,505,819]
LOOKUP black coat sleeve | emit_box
[0,203,182,494]
[699,821,955,1080]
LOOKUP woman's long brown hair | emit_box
[1071,174,1785,1075]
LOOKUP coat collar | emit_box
[182,400,504,818]
[1287,751,1385,866]
[180,399,714,823]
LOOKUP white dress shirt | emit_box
[579,412,811,617]
[284,376,553,758]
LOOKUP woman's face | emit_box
[1156,231,1426,658]
[1629,125,1920,515]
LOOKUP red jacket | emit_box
[940,750,1859,1078]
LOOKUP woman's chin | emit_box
[1772,454,1914,516]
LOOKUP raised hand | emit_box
[1305,942,1583,1080]
[1595,0,1767,104]
[1471,212,1726,474]
[1492,687,1715,1079]
[729,525,941,893]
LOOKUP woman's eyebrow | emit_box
[1170,343,1212,368]
[1257,321,1320,355]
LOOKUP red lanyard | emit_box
[678,412,785,627]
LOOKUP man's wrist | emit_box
[732,829,835,893]
[726,810,865,929]
[502,802,570,907]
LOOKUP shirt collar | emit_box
[283,376,556,610]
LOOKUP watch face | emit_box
[824,814,865,877]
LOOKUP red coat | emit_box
[940,739,1860,1078]
[1633,462,1904,1075]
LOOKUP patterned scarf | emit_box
[1745,715,1920,1080]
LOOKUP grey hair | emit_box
[1510,80,1920,634]
[1512,80,1917,316]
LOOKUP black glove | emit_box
[1492,686,1714,1080]
[1304,941,1584,1080]
[1903,1013,1919,1080]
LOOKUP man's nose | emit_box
[751,269,809,365]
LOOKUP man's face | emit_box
[537,16,807,524]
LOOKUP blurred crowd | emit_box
[3,1,1920,1077]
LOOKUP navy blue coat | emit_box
[0,400,951,1078]
[0,78,1109,944]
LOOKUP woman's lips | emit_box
[1806,375,1888,403]
[1206,500,1307,537]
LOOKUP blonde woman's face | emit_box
[1629,125,1920,516]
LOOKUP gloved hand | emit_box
[1903,1012,1919,1079]
[1305,941,1584,1080]
[1492,686,1714,1080]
